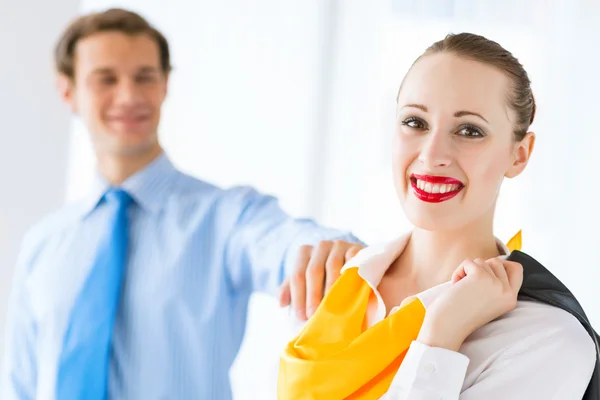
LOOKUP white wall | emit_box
[0,0,80,361]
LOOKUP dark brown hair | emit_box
[403,33,536,141]
[54,8,172,80]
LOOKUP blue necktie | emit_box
[56,189,132,399]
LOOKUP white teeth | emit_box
[415,179,461,194]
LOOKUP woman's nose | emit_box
[418,130,452,169]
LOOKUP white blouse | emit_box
[288,234,596,399]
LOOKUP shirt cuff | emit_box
[388,340,470,399]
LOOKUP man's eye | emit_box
[137,74,157,83]
[99,76,117,85]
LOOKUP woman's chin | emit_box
[402,202,462,232]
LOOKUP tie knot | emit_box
[105,188,133,207]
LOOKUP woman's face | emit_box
[393,52,533,231]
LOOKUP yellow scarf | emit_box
[278,231,522,400]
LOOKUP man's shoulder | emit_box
[23,201,84,243]
[16,200,85,271]
[169,171,275,209]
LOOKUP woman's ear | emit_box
[505,131,535,178]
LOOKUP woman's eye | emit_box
[457,125,485,138]
[401,117,426,129]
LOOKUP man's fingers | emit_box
[278,279,291,307]
[345,244,362,261]
[323,242,363,294]
[323,241,346,294]
[290,245,312,321]
[305,241,333,318]
[288,240,364,320]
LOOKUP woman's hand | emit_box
[416,258,523,352]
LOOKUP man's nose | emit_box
[114,79,143,105]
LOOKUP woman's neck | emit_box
[392,222,501,291]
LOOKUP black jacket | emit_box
[507,251,599,399]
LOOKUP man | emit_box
[1,8,363,400]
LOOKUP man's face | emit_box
[60,31,168,157]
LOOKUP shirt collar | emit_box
[79,152,177,218]
[341,232,511,325]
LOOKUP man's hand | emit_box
[278,240,364,321]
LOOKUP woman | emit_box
[278,33,597,399]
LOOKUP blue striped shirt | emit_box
[1,153,358,400]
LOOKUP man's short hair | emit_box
[54,8,172,79]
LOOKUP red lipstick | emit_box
[410,174,464,203]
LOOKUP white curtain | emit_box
[67,0,600,398]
